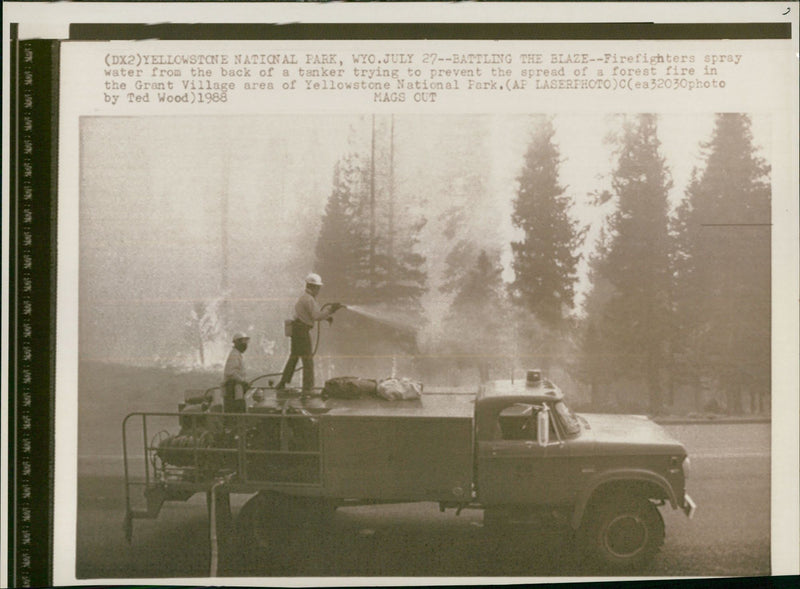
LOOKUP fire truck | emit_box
[122,370,695,572]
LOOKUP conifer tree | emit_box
[314,151,372,304]
[672,114,770,412]
[315,121,427,313]
[591,114,674,413]
[575,263,618,407]
[509,116,580,331]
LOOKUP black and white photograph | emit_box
[75,111,770,578]
[3,3,798,586]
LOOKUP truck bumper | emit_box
[682,493,697,518]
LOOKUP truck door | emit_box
[476,403,574,506]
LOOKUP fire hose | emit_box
[208,472,235,576]
[196,302,345,400]
[247,301,345,389]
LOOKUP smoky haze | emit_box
[79,113,768,394]
[80,115,519,373]
[81,116,356,366]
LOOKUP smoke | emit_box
[80,114,764,375]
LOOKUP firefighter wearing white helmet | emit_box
[222,332,249,412]
[305,272,323,286]
[276,273,343,391]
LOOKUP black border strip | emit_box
[9,35,59,588]
[8,21,19,589]
[70,22,791,41]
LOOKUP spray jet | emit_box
[343,304,420,335]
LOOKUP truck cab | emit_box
[476,382,576,507]
[474,371,695,568]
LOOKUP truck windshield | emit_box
[554,401,581,436]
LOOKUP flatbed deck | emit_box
[317,391,476,419]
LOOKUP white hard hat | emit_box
[305,272,323,286]
[232,332,250,342]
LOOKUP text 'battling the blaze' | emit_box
[100,50,745,106]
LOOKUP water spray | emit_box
[249,302,417,389]
[344,304,419,334]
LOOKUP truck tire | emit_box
[237,492,283,554]
[580,495,664,571]
[237,492,336,554]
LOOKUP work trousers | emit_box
[223,381,246,413]
[279,322,314,390]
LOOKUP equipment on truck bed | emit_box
[322,376,377,399]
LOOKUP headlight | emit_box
[682,455,691,481]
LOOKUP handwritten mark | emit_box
[783,7,790,15]
[700,223,772,227]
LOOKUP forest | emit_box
[80,113,770,416]
[308,113,770,415]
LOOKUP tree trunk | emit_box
[726,373,743,415]
[666,368,675,407]
[647,353,661,415]
[693,373,702,413]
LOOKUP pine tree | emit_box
[672,114,770,413]
[576,263,619,407]
[592,114,674,413]
[669,179,705,408]
[314,151,372,304]
[509,116,580,331]
[314,122,427,370]
[316,120,427,314]
[371,116,427,315]
[373,216,427,314]
[447,249,505,314]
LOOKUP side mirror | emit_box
[537,409,549,446]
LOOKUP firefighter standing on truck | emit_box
[276,273,342,392]
[222,332,249,412]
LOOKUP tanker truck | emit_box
[122,370,695,573]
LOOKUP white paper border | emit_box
[2,2,798,586]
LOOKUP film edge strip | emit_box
[10,31,58,588]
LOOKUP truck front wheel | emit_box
[580,496,664,571]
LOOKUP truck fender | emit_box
[570,469,678,530]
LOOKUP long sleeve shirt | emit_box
[293,289,333,327]
[223,347,246,385]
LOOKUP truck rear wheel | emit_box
[580,496,664,571]
[237,492,336,553]
[237,492,282,554]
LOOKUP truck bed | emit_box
[140,391,478,501]
[318,392,475,502]
[321,391,476,418]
